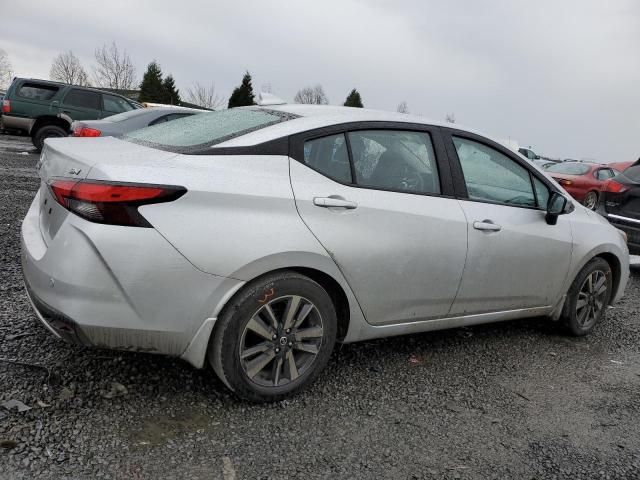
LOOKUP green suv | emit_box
[1,78,140,150]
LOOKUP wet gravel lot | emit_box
[0,133,639,479]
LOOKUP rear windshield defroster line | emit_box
[123,108,299,154]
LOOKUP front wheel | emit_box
[560,257,612,336]
[209,271,337,402]
[583,191,599,210]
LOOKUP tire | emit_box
[32,125,68,151]
[583,191,599,210]
[209,271,337,402]
[560,257,612,336]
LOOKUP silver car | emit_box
[21,104,629,402]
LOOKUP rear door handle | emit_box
[313,196,358,209]
[473,219,502,232]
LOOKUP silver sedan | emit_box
[21,102,629,401]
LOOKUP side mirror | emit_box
[546,192,572,225]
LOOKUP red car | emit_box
[544,162,620,210]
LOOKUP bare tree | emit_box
[445,113,456,123]
[294,85,329,105]
[93,42,136,90]
[50,50,89,85]
[396,101,409,114]
[0,49,13,89]
[185,82,224,110]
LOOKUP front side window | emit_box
[63,89,101,110]
[125,108,297,152]
[103,94,133,113]
[303,134,351,183]
[454,137,536,208]
[17,82,59,101]
[348,130,440,194]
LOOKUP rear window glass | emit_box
[545,162,591,175]
[124,108,297,152]
[621,166,640,182]
[17,82,59,101]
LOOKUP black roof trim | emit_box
[188,136,289,156]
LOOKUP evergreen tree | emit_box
[162,75,180,104]
[138,61,165,103]
[343,89,364,108]
[227,71,256,108]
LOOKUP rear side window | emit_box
[349,130,440,194]
[103,94,133,113]
[303,134,351,183]
[454,137,536,208]
[17,82,59,101]
[64,89,101,110]
[125,108,297,152]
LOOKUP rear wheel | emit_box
[560,257,612,336]
[209,271,337,402]
[32,125,68,151]
[583,191,599,210]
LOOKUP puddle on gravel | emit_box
[130,409,217,447]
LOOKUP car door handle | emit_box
[313,196,358,209]
[473,220,502,232]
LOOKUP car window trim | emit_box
[441,127,560,211]
[289,121,456,198]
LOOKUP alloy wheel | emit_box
[575,270,607,329]
[583,192,598,210]
[239,295,324,387]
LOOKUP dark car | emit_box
[545,162,619,210]
[71,107,204,138]
[599,165,640,254]
[1,78,139,150]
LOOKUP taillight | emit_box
[604,179,629,193]
[72,126,101,137]
[2,100,9,113]
[554,178,573,187]
[49,179,186,227]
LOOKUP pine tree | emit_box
[343,89,364,108]
[138,61,165,103]
[162,75,180,105]
[227,71,256,108]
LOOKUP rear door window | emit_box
[17,82,59,101]
[63,89,102,110]
[303,134,352,183]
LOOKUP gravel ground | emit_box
[1,133,639,479]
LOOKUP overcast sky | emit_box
[2,0,639,162]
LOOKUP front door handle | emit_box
[473,219,502,232]
[313,196,358,209]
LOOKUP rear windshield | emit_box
[124,108,298,153]
[545,162,591,175]
[621,166,640,183]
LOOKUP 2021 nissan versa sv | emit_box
[21,100,629,402]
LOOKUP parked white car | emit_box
[22,104,629,401]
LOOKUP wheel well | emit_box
[31,116,70,136]
[265,267,352,340]
[596,252,621,304]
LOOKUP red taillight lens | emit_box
[2,100,10,113]
[72,126,101,137]
[604,179,629,193]
[49,179,186,227]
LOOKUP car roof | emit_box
[13,77,132,99]
[217,104,487,148]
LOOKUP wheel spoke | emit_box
[245,351,276,379]
[240,342,270,359]
[262,304,280,330]
[587,274,594,293]
[294,326,323,341]
[286,350,299,381]
[294,342,320,355]
[282,296,302,330]
[578,304,590,326]
[292,303,314,330]
[246,316,273,341]
[576,293,589,310]
[272,356,283,386]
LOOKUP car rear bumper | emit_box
[2,114,35,133]
[21,189,243,365]
[606,213,640,255]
